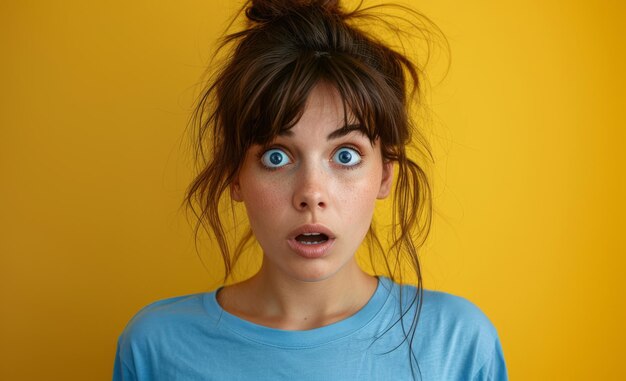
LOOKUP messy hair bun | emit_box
[246,0,340,23]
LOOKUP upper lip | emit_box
[288,224,336,239]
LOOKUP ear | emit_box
[230,175,243,202]
[377,161,394,199]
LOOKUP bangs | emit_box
[242,50,406,150]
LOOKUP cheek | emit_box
[240,176,286,224]
[334,172,382,220]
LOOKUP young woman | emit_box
[113,1,508,380]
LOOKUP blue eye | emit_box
[333,147,361,167]
[261,149,290,168]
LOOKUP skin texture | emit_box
[221,82,394,329]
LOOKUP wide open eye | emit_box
[332,147,362,167]
[260,148,291,169]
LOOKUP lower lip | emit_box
[287,238,335,259]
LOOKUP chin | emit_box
[285,259,353,283]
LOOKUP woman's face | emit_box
[231,82,393,283]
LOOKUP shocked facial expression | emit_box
[231,82,394,283]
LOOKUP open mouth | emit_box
[295,232,329,245]
[288,225,335,258]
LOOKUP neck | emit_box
[218,258,378,330]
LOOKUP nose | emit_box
[292,164,328,212]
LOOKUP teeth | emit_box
[295,232,329,245]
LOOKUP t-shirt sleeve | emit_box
[112,339,137,381]
[473,336,508,381]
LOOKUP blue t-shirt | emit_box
[113,276,507,380]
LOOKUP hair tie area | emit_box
[314,51,330,58]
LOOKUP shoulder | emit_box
[114,292,223,379]
[381,280,507,379]
[127,293,207,324]
[422,288,498,334]
[386,280,497,337]
[385,279,499,340]
[420,288,507,379]
[117,293,211,350]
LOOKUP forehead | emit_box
[303,82,347,118]
[272,84,372,144]
[248,79,378,148]
[283,83,347,130]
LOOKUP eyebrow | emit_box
[278,123,367,140]
[326,123,368,140]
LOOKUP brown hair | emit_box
[184,0,445,378]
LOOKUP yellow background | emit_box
[1,0,624,379]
